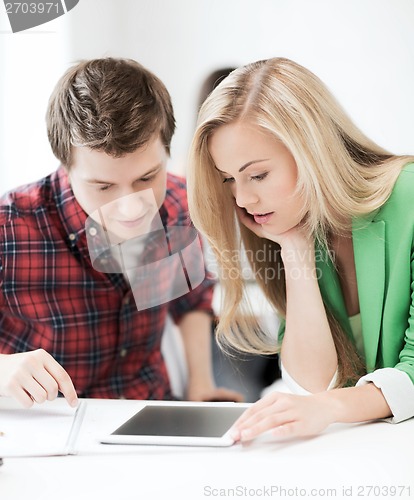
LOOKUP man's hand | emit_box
[186,381,244,402]
[0,349,78,408]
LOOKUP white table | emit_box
[1,398,413,500]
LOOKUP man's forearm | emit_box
[178,311,215,390]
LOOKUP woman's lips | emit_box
[253,212,274,224]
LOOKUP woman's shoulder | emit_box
[399,162,414,177]
[381,162,414,216]
[390,162,414,197]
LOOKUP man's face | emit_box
[68,136,168,242]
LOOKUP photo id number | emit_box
[5,2,60,15]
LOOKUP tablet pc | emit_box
[100,403,249,447]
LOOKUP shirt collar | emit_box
[51,166,88,244]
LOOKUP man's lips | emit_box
[117,213,149,228]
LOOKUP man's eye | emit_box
[99,185,112,191]
[140,176,154,182]
[222,177,234,184]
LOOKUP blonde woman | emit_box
[188,57,414,441]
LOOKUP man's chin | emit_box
[101,219,149,242]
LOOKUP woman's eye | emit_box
[99,185,112,191]
[222,177,234,184]
[251,172,268,181]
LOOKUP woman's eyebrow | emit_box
[214,159,269,174]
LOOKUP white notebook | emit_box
[0,398,86,457]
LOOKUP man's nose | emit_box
[115,192,148,218]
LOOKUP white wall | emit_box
[1,0,413,194]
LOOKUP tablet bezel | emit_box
[100,402,250,447]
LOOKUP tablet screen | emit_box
[112,405,246,438]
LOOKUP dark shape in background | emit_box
[4,0,79,33]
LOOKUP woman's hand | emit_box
[0,349,78,408]
[235,205,311,253]
[230,391,336,442]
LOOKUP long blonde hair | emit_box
[188,57,414,386]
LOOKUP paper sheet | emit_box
[0,398,86,457]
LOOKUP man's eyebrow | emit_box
[214,159,269,174]
[86,164,163,184]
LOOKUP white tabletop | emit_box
[1,398,413,500]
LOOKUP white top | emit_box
[280,313,414,423]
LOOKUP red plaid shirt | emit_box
[0,167,214,400]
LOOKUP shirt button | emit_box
[120,348,128,358]
[89,227,97,236]
[119,395,126,400]
[122,296,130,306]
[69,233,76,241]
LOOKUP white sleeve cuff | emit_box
[356,368,414,423]
[281,362,338,395]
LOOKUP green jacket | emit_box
[281,163,414,384]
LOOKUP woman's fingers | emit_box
[239,409,295,441]
[233,392,284,427]
[230,392,287,440]
[230,392,332,442]
[235,205,265,237]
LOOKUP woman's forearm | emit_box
[231,381,393,443]
[281,245,338,392]
[318,383,392,423]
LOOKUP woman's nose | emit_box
[234,184,258,209]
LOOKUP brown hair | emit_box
[46,57,176,168]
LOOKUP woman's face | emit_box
[208,121,305,236]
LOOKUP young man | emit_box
[0,58,241,408]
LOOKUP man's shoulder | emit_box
[164,173,189,225]
[166,172,187,197]
[0,175,54,226]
